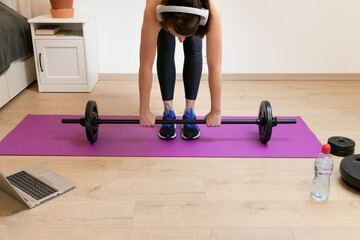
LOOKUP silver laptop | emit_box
[0,164,76,208]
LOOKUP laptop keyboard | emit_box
[6,171,57,200]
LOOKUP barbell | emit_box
[62,100,296,143]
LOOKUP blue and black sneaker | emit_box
[158,108,176,140]
[182,107,200,140]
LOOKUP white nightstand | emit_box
[28,14,98,92]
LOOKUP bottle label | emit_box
[323,168,333,171]
[314,164,333,177]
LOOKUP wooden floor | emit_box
[0,80,360,240]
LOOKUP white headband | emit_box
[156,5,209,26]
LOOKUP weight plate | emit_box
[340,154,360,192]
[85,100,99,143]
[258,100,273,143]
[328,136,355,156]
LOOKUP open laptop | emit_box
[0,164,76,208]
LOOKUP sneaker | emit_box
[158,109,176,140]
[182,107,200,140]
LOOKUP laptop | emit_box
[0,164,76,208]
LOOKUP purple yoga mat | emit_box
[0,115,321,158]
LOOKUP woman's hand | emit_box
[140,110,155,127]
[205,110,221,127]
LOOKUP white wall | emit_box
[31,0,360,74]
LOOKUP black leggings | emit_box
[157,29,203,101]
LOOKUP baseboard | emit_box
[99,73,360,81]
[222,73,360,81]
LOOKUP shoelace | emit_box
[163,111,175,130]
[184,107,200,131]
[163,103,175,130]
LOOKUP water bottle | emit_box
[310,144,334,201]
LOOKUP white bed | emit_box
[0,0,36,108]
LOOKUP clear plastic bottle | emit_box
[310,144,334,201]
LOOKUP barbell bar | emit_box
[62,100,296,143]
[62,118,295,125]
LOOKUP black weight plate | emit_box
[85,100,99,143]
[258,100,273,143]
[340,154,360,192]
[328,136,355,156]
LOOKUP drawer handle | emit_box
[39,53,44,72]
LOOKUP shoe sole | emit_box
[158,132,177,140]
[181,124,200,140]
[158,124,176,140]
[181,131,200,140]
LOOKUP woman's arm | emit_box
[139,2,161,127]
[205,0,222,127]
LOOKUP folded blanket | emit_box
[0,2,33,75]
